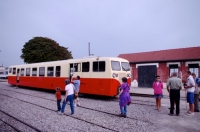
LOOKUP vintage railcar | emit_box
[8,57,131,96]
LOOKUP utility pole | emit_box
[88,42,90,56]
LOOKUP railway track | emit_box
[1,87,156,107]
[0,88,153,124]
[0,110,42,132]
[0,93,118,132]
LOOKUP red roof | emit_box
[118,46,200,63]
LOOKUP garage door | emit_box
[138,65,157,88]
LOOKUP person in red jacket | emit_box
[55,87,62,112]
[152,75,163,111]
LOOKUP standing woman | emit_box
[192,73,199,112]
[152,75,163,111]
[116,77,131,118]
[60,79,75,115]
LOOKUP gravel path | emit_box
[1,82,199,132]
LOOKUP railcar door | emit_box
[16,69,20,84]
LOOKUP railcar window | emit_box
[56,66,61,77]
[93,61,106,72]
[39,67,45,76]
[13,68,16,74]
[26,68,30,76]
[70,63,81,72]
[20,68,25,76]
[32,68,37,76]
[121,62,130,71]
[82,62,90,72]
[111,61,121,71]
[9,68,12,73]
[47,67,54,76]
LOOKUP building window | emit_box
[47,67,54,76]
[20,68,25,76]
[189,64,199,77]
[82,62,90,72]
[26,68,30,76]
[9,68,12,73]
[93,61,106,72]
[70,63,81,72]
[32,68,37,76]
[39,67,45,76]
[169,64,178,77]
[56,66,61,77]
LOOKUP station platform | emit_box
[129,87,197,98]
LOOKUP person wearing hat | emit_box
[60,79,75,115]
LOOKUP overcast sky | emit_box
[0,0,200,67]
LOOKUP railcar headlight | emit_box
[112,73,118,78]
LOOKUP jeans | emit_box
[120,105,127,115]
[57,99,61,111]
[61,94,74,114]
[170,89,180,115]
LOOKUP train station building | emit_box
[118,46,200,88]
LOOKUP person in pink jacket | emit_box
[152,75,163,111]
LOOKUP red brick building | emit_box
[118,46,200,88]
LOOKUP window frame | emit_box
[26,68,30,76]
[188,64,199,77]
[55,66,61,77]
[111,61,121,71]
[20,68,25,76]
[169,64,178,77]
[13,67,16,74]
[32,67,37,76]
[121,62,130,71]
[9,68,12,73]
[93,61,106,72]
[70,63,81,72]
[82,62,90,72]
[47,66,54,77]
[39,67,45,76]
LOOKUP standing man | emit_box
[167,72,183,116]
[191,73,199,112]
[184,71,195,115]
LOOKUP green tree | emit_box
[20,37,73,63]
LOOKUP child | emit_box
[73,76,81,106]
[55,87,62,112]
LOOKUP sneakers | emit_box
[77,102,80,106]
[58,111,64,115]
[187,111,194,116]
[74,104,77,107]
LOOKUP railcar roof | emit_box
[9,57,128,67]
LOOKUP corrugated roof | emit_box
[118,46,200,63]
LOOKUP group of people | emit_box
[55,76,81,115]
[54,71,199,117]
[153,71,199,116]
[55,76,132,117]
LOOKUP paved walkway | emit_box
[129,87,200,98]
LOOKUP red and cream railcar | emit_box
[8,57,131,96]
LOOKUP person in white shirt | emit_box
[184,71,195,116]
[60,79,75,115]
